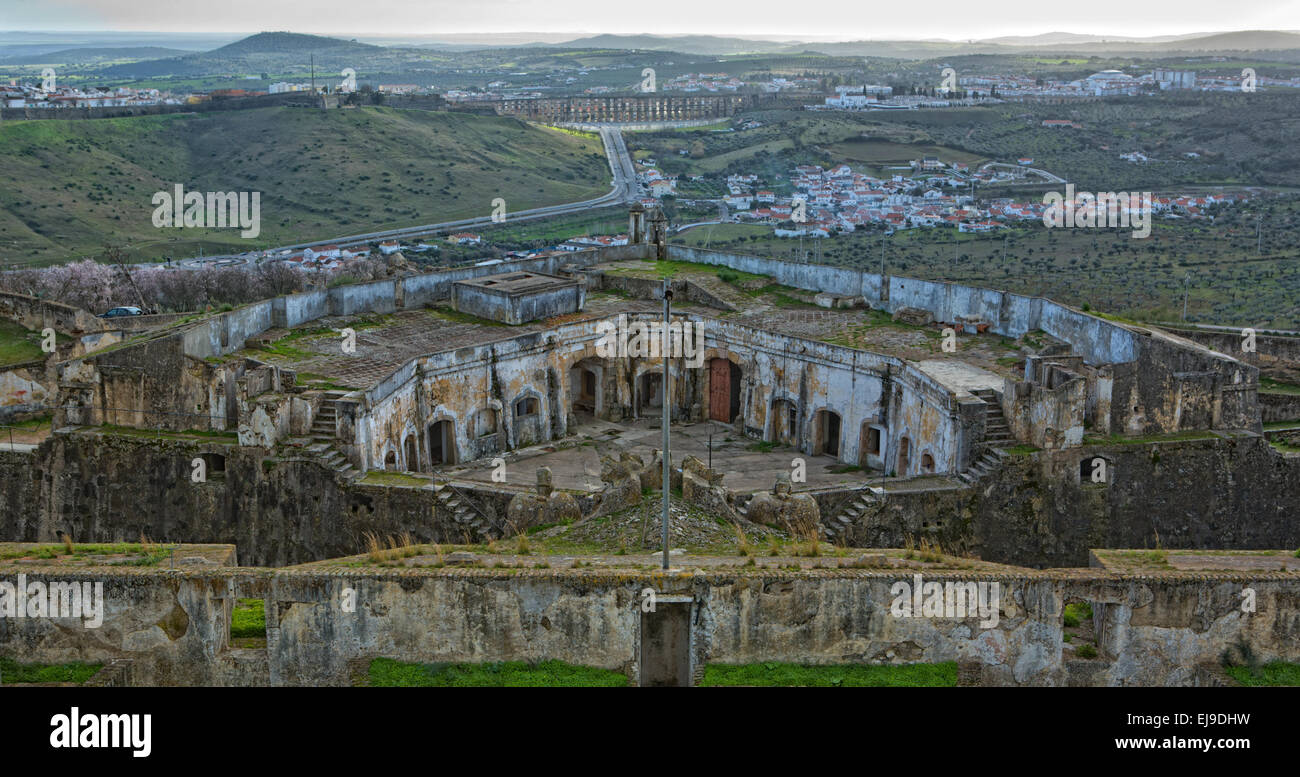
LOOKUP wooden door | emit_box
[709,359,730,422]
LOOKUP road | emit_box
[178,126,640,267]
[978,161,1066,185]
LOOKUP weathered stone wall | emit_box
[0,291,101,334]
[2,432,487,567]
[2,566,1294,686]
[844,434,1300,568]
[1260,393,1300,423]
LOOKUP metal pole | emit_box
[661,280,672,570]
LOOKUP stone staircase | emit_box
[823,487,883,542]
[973,388,1014,448]
[305,399,356,478]
[960,388,1013,485]
[432,482,497,540]
[958,448,1007,485]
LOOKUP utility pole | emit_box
[1257,215,1262,255]
[661,279,672,571]
[1182,273,1191,322]
[310,53,316,95]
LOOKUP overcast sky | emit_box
[4,0,1299,39]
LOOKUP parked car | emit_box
[99,306,144,318]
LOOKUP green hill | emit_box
[0,106,611,265]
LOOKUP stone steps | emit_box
[432,482,493,537]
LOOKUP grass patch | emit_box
[230,598,266,639]
[1223,662,1300,687]
[1004,444,1041,456]
[699,661,957,687]
[367,658,629,687]
[1083,430,1218,445]
[0,657,102,684]
[1260,377,1300,396]
[0,541,170,565]
[0,319,45,367]
[360,470,433,487]
[428,306,510,326]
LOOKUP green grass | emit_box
[0,657,103,684]
[230,598,266,639]
[1083,430,1218,445]
[1260,378,1300,396]
[367,658,629,687]
[0,541,170,565]
[360,471,433,487]
[0,319,45,367]
[699,661,958,687]
[1223,661,1300,687]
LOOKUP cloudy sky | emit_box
[4,0,1298,39]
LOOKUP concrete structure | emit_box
[451,271,584,325]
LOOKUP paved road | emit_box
[979,161,1066,185]
[178,126,640,268]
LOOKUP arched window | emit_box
[475,407,499,437]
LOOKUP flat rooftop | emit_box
[455,271,577,294]
[1091,548,1300,573]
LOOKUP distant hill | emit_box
[206,31,380,57]
[97,32,389,79]
[0,47,191,65]
[556,34,795,55]
[550,30,1300,58]
[0,106,612,265]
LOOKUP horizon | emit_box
[2,26,1299,46]
[2,0,1297,41]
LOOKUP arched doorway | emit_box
[640,371,663,411]
[708,358,743,423]
[403,435,418,471]
[570,360,601,418]
[897,436,911,476]
[814,409,841,457]
[428,419,456,466]
[860,423,883,469]
[771,399,798,446]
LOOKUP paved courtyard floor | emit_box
[443,416,883,494]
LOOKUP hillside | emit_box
[0,106,611,265]
[0,47,191,65]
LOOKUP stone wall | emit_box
[1,433,487,567]
[1260,393,1300,423]
[843,434,1300,568]
[0,291,101,334]
[2,565,1294,686]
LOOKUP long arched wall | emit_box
[355,313,969,478]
